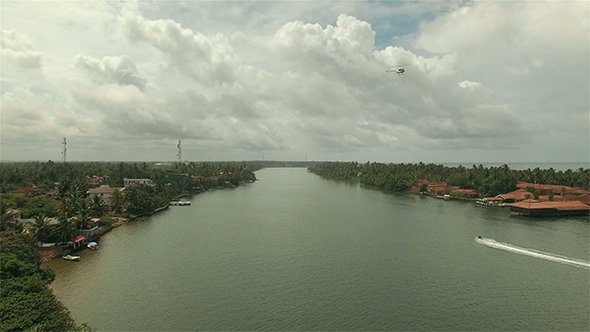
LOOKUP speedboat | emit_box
[87,242,98,250]
[63,255,80,261]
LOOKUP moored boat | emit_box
[170,200,191,206]
[87,242,98,250]
[63,254,80,261]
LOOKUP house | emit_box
[509,200,590,217]
[452,189,478,198]
[87,186,123,204]
[12,187,39,197]
[427,182,459,195]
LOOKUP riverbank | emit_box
[40,217,129,262]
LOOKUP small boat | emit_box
[63,255,80,261]
[170,200,191,206]
[87,242,98,250]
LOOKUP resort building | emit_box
[516,182,590,195]
[509,200,590,217]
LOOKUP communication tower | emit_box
[177,140,182,163]
[61,137,67,162]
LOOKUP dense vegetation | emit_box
[0,161,260,193]
[0,231,92,331]
[1,161,261,240]
[309,162,590,197]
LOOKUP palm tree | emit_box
[74,199,92,230]
[51,214,75,245]
[56,197,72,217]
[30,213,51,244]
[110,189,125,214]
[90,194,105,218]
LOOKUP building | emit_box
[476,197,505,206]
[516,182,590,195]
[87,186,124,204]
[497,189,532,203]
[12,187,40,197]
[509,200,590,217]
[452,189,478,198]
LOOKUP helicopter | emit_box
[386,64,411,75]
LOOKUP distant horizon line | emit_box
[0,160,588,165]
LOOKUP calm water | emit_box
[46,168,589,331]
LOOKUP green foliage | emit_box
[0,231,76,332]
[309,162,546,197]
[50,214,76,244]
[124,184,156,215]
[22,196,59,219]
[90,194,105,218]
[419,183,428,192]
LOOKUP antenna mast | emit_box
[177,140,182,163]
[61,137,67,162]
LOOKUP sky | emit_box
[1,1,588,164]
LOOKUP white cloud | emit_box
[0,29,44,81]
[458,80,481,91]
[120,10,242,85]
[75,54,148,90]
[0,2,586,163]
[414,2,588,69]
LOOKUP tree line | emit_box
[0,161,261,242]
[308,162,590,197]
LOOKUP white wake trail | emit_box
[476,238,590,269]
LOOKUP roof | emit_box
[564,194,590,205]
[13,187,38,193]
[498,189,533,200]
[87,186,123,195]
[509,200,590,211]
[570,187,590,195]
[516,181,590,194]
[74,235,86,243]
[455,189,477,194]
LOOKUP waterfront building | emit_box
[509,200,590,217]
[87,186,124,204]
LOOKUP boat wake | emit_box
[476,237,590,269]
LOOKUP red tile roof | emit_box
[516,182,579,194]
[565,194,590,205]
[509,200,590,211]
[498,189,531,200]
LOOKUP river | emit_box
[46,167,589,331]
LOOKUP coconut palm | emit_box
[50,214,75,244]
[56,197,72,217]
[30,213,52,244]
[90,194,105,217]
[110,189,125,214]
[74,199,92,230]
